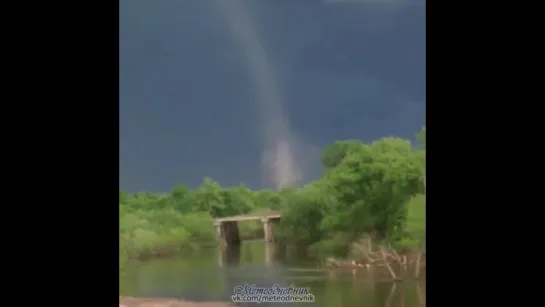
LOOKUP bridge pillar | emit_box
[218,239,226,267]
[214,221,226,246]
[216,221,241,246]
[225,221,241,245]
[261,217,278,243]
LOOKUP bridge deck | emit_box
[214,213,281,223]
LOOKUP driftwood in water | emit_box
[327,237,426,281]
[326,257,367,268]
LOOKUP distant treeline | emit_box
[119,128,426,263]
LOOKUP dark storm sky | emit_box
[119,0,426,193]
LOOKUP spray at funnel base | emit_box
[262,135,303,190]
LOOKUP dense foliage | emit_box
[119,128,426,262]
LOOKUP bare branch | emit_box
[385,283,398,307]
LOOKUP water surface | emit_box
[120,241,425,307]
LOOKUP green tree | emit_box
[320,140,363,170]
[194,178,226,217]
[170,183,192,213]
[119,189,130,204]
[324,138,424,239]
[119,129,427,262]
[417,127,426,149]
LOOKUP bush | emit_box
[119,128,427,263]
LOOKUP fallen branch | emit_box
[346,236,426,281]
[414,249,423,278]
[385,283,398,307]
[380,247,398,280]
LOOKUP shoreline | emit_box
[119,296,234,307]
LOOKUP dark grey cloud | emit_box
[120,0,425,192]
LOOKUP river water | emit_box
[120,241,425,307]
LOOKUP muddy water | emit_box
[120,241,425,307]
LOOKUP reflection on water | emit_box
[219,243,241,267]
[120,241,425,307]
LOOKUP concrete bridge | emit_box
[214,213,281,246]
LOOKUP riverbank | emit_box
[119,208,269,261]
[120,297,233,307]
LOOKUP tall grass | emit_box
[119,208,217,261]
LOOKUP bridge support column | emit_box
[218,239,226,267]
[216,221,241,246]
[262,217,278,243]
[225,221,241,245]
[215,221,226,246]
